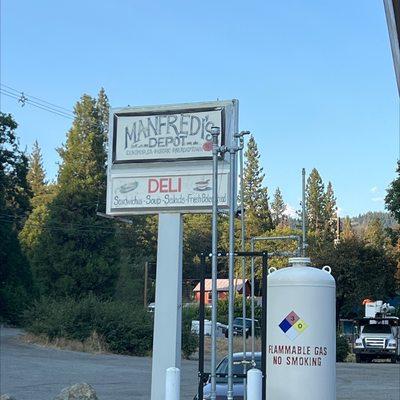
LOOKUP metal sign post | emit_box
[210,127,221,400]
[151,213,183,400]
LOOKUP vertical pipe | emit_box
[227,148,237,400]
[251,238,255,363]
[239,137,247,400]
[144,261,148,308]
[302,168,306,257]
[198,253,206,400]
[165,367,180,400]
[210,127,220,400]
[261,253,268,400]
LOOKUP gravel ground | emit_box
[1,327,399,400]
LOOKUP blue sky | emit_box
[1,0,398,217]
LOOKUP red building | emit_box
[193,279,251,305]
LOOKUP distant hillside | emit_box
[350,211,397,231]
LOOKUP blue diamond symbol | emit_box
[279,319,292,333]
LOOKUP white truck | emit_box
[353,301,399,363]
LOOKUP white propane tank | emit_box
[266,257,336,400]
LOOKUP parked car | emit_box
[224,317,261,338]
[194,352,262,400]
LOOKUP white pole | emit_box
[165,367,180,400]
[247,368,262,400]
[151,213,183,400]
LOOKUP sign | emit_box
[113,109,224,163]
[109,172,229,214]
[106,100,238,215]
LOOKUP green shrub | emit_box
[182,308,198,359]
[24,296,153,356]
[336,334,350,362]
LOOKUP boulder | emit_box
[0,395,17,400]
[54,383,98,400]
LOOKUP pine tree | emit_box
[243,136,273,237]
[27,140,46,198]
[323,181,337,240]
[31,92,118,298]
[364,217,390,250]
[342,216,355,241]
[271,187,287,227]
[306,168,325,234]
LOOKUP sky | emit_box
[1,0,398,217]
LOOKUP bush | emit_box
[24,296,153,356]
[336,334,350,362]
[181,308,198,359]
[24,296,198,358]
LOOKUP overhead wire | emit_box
[0,85,74,120]
[1,84,73,113]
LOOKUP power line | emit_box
[1,90,74,120]
[1,83,74,114]
[0,87,74,120]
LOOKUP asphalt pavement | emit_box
[1,327,399,400]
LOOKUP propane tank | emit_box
[266,257,336,400]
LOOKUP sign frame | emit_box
[111,102,234,164]
[106,100,238,216]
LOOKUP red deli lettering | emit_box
[148,177,182,193]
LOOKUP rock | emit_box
[0,395,17,400]
[54,383,98,400]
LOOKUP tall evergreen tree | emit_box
[342,216,355,241]
[323,181,337,240]
[19,142,56,260]
[363,217,390,250]
[271,187,287,227]
[27,140,46,199]
[243,135,273,237]
[31,91,118,298]
[0,113,33,323]
[306,168,325,234]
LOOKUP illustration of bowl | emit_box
[194,179,211,191]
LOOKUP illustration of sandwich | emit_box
[119,181,139,193]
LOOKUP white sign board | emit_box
[106,100,238,215]
[110,173,229,213]
[113,109,223,162]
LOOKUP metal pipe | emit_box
[239,136,247,400]
[210,126,220,400]
[227,147,237,400]
[302,168,307,256]
[252,235,301,257]
[198,253,206,400]
[261,254,268,400]
[251,238,255,363]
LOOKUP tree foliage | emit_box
[30,91,119,299]
[271,187,287,227]
[27,140,47,199]
[0,113,33,323]
[385,161,400,223]
[243,135,273,237]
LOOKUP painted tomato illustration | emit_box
[202,141,213,152]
